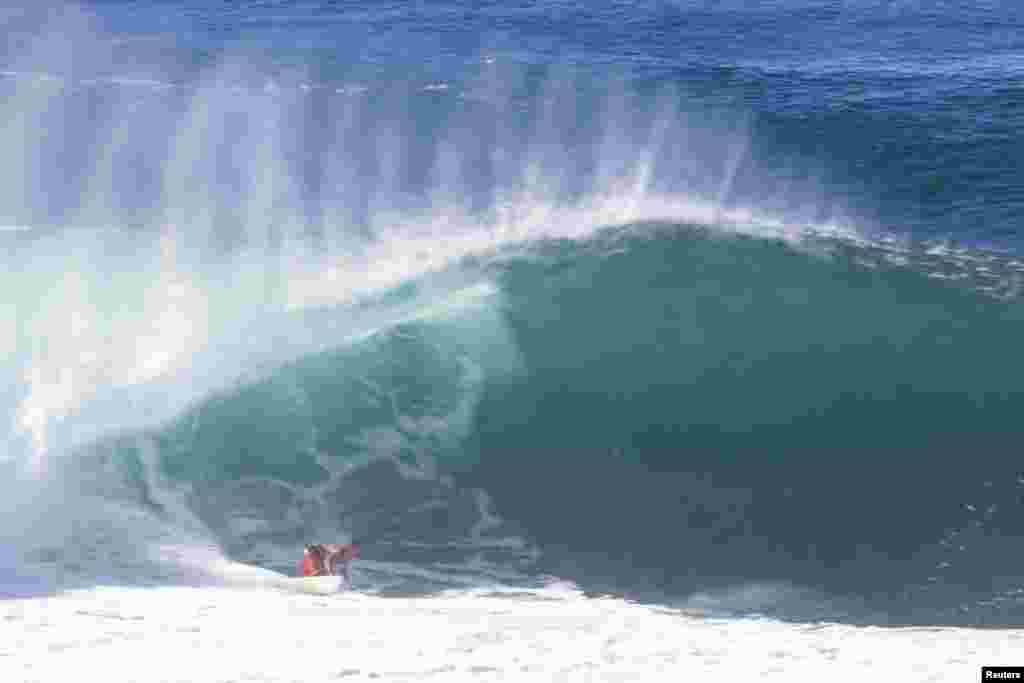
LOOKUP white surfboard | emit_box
[276,575,346,595]
[211,560,347,595]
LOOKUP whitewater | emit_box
[4,1,1024,680]
[3,581,1019,682]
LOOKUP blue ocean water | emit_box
[2,1,1024,625]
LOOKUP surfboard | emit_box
[276,575,346,595]
[210,559,348,595]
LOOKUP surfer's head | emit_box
[304,544,325,559]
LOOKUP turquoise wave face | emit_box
[465,228,1024,599]
[74,223,1024,615]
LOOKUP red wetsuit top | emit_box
[301,554,323,577]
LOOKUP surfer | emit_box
[301,543,360,587]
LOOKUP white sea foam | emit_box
[0,583,1018,682]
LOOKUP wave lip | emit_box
[0,7,856,475]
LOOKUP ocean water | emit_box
[3,0,1024,678]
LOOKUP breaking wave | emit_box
[3,7,1024,625]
